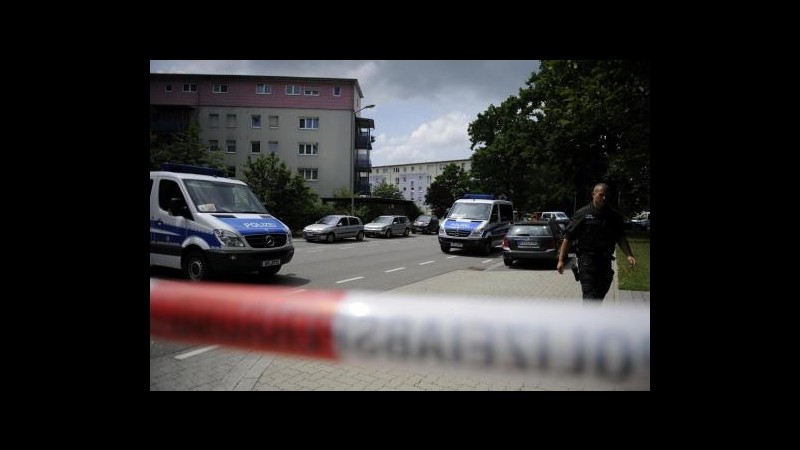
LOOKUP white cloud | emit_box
[372,112,472,166]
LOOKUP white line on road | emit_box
[446,255,459,259]
[175,345,220,360]
[336,276,365,284]
[482,259,494,264]
[419,261,435,265]
[385,267,405,273]
[338,246,354,250]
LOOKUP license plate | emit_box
[519,241,539,247]
[451,242,463,248]
[261,259,281,267]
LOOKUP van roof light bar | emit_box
[160,163,226,178]
[462,193,495,200]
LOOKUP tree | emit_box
[241,153,322,232]
[468,60,650,215]
[371,180,404,200]
[425,163,472,218]
[149,124,225,171]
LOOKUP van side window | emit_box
[158,179,185,211]
[491,205,499,222]
[499,204,514,222]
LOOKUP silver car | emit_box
[364,215,411,238]
[302,215,364,243]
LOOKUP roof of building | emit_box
[150,72,364,98]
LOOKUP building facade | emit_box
[149,74,375,198]
[369,159,471,213]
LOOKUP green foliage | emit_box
[241,153,323,232]
[371,180,404,200]
[425,163,472,217]
[468,60,650,216]
[150,124,225,171]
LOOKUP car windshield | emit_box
[415,215,431,222]
[316,216,341,225]
[448,203,491,220]
[184,180,267,214]
[554,213,568,220]
[508,225,551,237]
[372,216,393,224]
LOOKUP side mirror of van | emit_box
[168,197,190,218]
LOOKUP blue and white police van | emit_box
[438,194,514,255]
[150,164,294,281]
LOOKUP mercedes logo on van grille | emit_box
[264,236,275,247]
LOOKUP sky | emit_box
[149,60,541,167]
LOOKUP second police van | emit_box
[150,164,294,281]
[438,194,514,255]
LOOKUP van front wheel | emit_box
[184,250,211,281]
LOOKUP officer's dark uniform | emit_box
[564,202,626,300]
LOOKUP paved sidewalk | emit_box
[151,259,649,391]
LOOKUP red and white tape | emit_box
[150,279,650,388]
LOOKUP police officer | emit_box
[557,183,637,301]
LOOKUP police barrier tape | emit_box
[150,278,650,389]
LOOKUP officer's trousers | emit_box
[578,253,614,301]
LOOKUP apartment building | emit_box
[149,73,375,198]
[369,159,472,213]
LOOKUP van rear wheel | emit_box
[184,250,211,281]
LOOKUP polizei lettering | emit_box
[335,315,647,382]
[243,221,279,228]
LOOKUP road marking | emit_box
[175,345,219,360]
[306,249,325,253]
[286,288,307,294]
[482,259,493,264]
[336,276,365,284]
[419,261,435,265]
[385,267,405,273]
[447,255,458,259]
[338,246,354,250]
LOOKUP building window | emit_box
[299,168,318,181]
[226,140,236,153]
[427,176,432,182]
[213,84,228,93]
[286,85,301,95]
[226,114,236,128]
[227,166,236,177]
[268,115,279,128]
[304,86,319,96]
[395,178,399,184]
[299,117,319,129]
[393,167,400,173]
[256,83,271,94]
[251,141,261,153]
[209,140,219,151]
[268,141,278,154]
[251,114,261,128]
[209,114,219,128]
[299,143,318,155]
[165,85,172,92]
[182,83,197,92]
[333,86,341,96]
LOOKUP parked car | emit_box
[540,211,570,227]
[631,211,650,231]
[302,215,364,243]
[364,215,411,238]
[501,220,566,267]
[412,214,439,234]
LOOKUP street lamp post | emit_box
[351,104,375,216]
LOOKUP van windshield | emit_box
[184,180,267,214]
[448,203,491,220]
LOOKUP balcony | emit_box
[355,134,373,150]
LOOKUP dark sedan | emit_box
[501,221,565,267]
[412,214,439,234]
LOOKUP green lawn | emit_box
[618,230,650,291]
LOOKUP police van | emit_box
[150,164,294,281]
[438,194,514,255]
